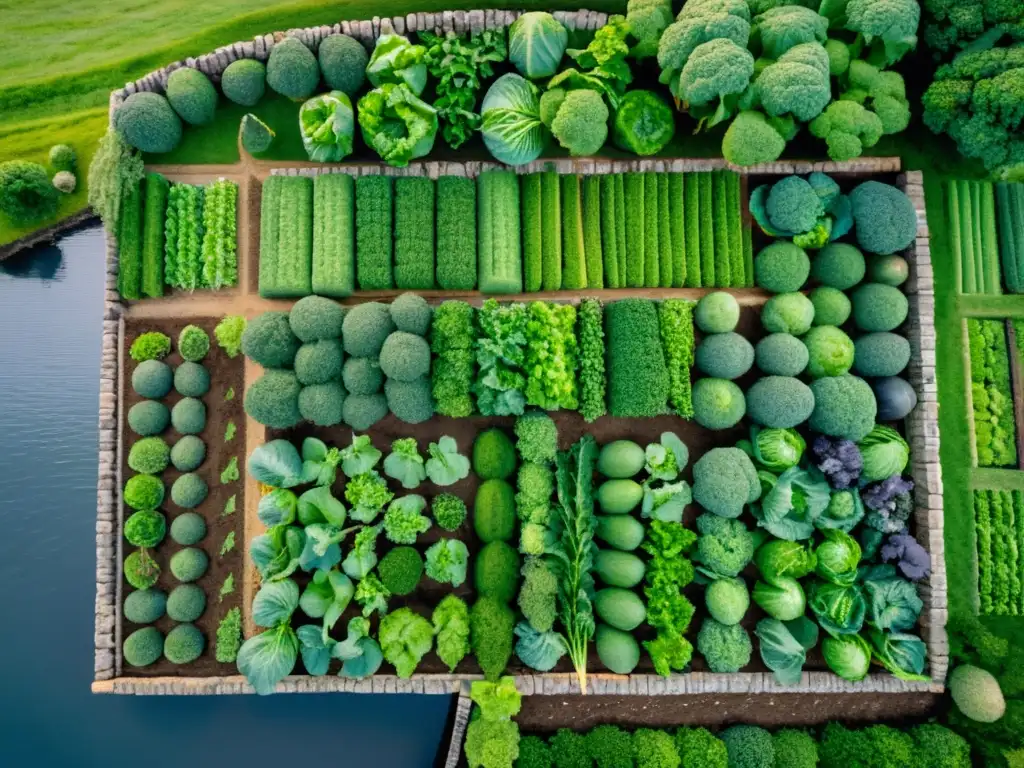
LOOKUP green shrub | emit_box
[171,473,208,509]
[174,361,210,397]
[170,435,205,472]
[719,725,773,768]
[166,68,217,125]
[518,735,552,768]
[695,292,740,333]
[130,331,171,362]
[389,292,432,336]
[433,494,467,531]
[124,509,166,548]
[475,540,520,602]
[819,723,914,768]
[52,171,76,194]
[803,325,855,378]
[809,374,876,442]
[676,728,727,768]
[470,595,514,681]
[755,333,808,376]
[633,729,680,768]
[163,622,205,664]
[171,397,207,434]
[515,412,558,464]
[221,59,266,106]
[298,382,345,426]
[166,583,206,622]
[114,92,183,153]
[384,376,434,424]
[755,241,810,293]
[909,725,971,768]
[319,34,368,95]
[0,161,59,225]
[132,360,173,398]
[950,664,1006,723]
[289,295,345,342]
[123,626,163,667]
[124,549,161,589]
[266,37,320,100]
[128,436,170,474]
[474,479,516,543]
[170,511,206,545]
[124,474,165,511]
[698,618,752,673]
[342,392,388,431]
[772,729,817,768]
[745,376,815,428]
[762,292,814,335]
[810,286,851,327]
[695,333,754,380]
[48,144,76,173]
[853,332,911,377]
[606,298,669,417]
[378,546,423,596]
[170,547,209,582]
[178,325,210,362]
[294,339,344,385]
[851,283,908,332]
[379,332,431,382]
[242,311,299,367]
[550,729,589,768]
[343,302,396,357]
[128,401,170,436]
[473,429,516,480]
[124,588,166,625]
[693,448,759,519]
[583,725,632,768]
[244,369,301,429]
[692,378,746,430]
[342,356,384,395]
[811,243,866,290]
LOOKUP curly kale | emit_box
[863,476,915,533]
[811,435,863,489]
[882,532,932,581]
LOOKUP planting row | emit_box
[967,318,1018,468]
[974,489,1024,618]
[117,173,238,300]
[943,180,1024,296]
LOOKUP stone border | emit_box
[444,688,474,768]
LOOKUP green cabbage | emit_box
[753,577,806,621]
[756,616,818,686]
[357,83,438,167]
[299,91,354,162]
[864,576,923,631]
[753,466,831,540]
[751,426,805,472]
[815,529,862,586]
[509,12,568,79]
[366,34,428,95]
[869,628,929,681]
[480,73,545,166]
[822,633,871,681]
[857,425,910,483]
[809,580,866,635]
[816,489,865,533]
[754,539,817,585]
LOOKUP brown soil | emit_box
[122,316,245,677]
[516,692,943,732]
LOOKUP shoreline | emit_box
[0,208,98,262]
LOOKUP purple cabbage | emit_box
[811,435,863,490]
[881,533,931,581]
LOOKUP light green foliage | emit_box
[298,382,345,426]
[377,546,424,596]
[809,374,877,442]
[222,495,236,517]
[720,725,774,768]
[696,513,754,576]
[266,37,319,100]
[475,540,520,602]
[170,547,208,583]
[754,5,827,59]
[754,241,810,293]
[697,618,752,673]
[810,100,884,161]
[772,729,817,768]
[676,728,728,768]
[164,622,204,664]
[114,92,182,153]
[129,331,170,362]
[124,510,166,548]
[695,292,739,333]
[220,456,239,484]
[678,38,754,122]
[582,724,632,768]
[722,111,786,167]
[166,583,206,622]
[124,550,160,590]
[358,83,439,167]
[431,301,474,418]
[259,175,313,297]
[132,359,172,399]
[171,472,208,509]
[48,143,76,173]
[128,436,170,475]
[692,377,746,430]
[509,11,567,78]
[220,530,236,556]
[244,369,301,429]
[657,298,696,418]
[851,283,909,332]
[824,39,851,76]
[810,286,851,327]
[218,573,235,602]
[123,627,163,667]
[518,557,557,633]
[124,588,166,625]
[515,412,558,464]
[433,493,467,531]
[220,59,266,106]
[318,34,368,96]
[242,311,299,367]
[579,298,607,422]
[706,576,749,626]
[853,332,911,377]
[695,333,754,380]
[174,361,209,397]
[761,292,815,335]
[124,474,164,511]
[755,333,808,376]
[294,339,343,385]
[165,67,217,125]
[803,326,855,378]
[550,89,609,156]
[474,429,517,481]
[470,596,515,681]
[432,595,470,672]
[756,42,832,123]
[215,607,243,663]
[170,512,205,546]
[633,729,680,768]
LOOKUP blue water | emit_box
[0,224,450,766]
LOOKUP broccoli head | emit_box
[657,11,752,96]
[765,176,824,234]
[722,110,786,167]
[678,38,755,128]
[697,618,752,673]
[810,100,885,161]
[846,0,921,67]
[693,448,760,518]
[696,514,755,577]
[550,89,610,156]
[752,5,828,59]
[849,180,917,254]
[809,374,877,442]
[824,39,851,75]
[756,42,831,122]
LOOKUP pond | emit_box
[0,223,451,766]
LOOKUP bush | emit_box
[124,474,165,511]
[470,595,514,681]
[379,332,431,382]
[114,92,183,153]
[675,728,727,768]
[584,724,633,768]
[384,376,434,424]
[755,333,808,376]
[242,311,299,367]
[378,546,423,596]
[811,242,866,290]
[342,392,388,431]
[221,59,266,106]
[123,627,163,667]
[550,729,589,768]
[166,67,218,125]
[124,510,166,548]
[853,332,911,377]
[515,412,558,464]
[171,397,207,434]
[719,725,774,768]
[178,324,210,362]
[695,292,740,333]
[132,360,173,398]
[319,34,368,95]
[166,583,206,622]
[849,181,917,255]
[910,724,971,768]
[692,378,746,430]
[745,376,815,428]
[298,382,345,426]
[809,374,876,442]
[819,723,914,768]
[174,361,210,397]
[128,401,170,436]
[164,623,205,664]
[266,37,320,100]
[130,331,171,362]
[772,729,817,768]
[170,511,206,545]
[124,588,166,625]
[294,340,344,385]
[389,292,432,336]
[433,493,467,531]
[244,369,301,429]
[171,472,208,509]
[851,283,908,332]
[755,241,811,293]
[52,171,77,194]
[342,356,384,395]
[950,664,1006,723]
[695,333,754,380]
[473,429,516,480]
[343,302,396,357]
[474,479,516,543]
[810,286,851,327]
[289,295,345,342]
[128,436,170,474]
[803,325,855,378]
[761,292,815,335]
[518,735,552,768]
[170,547,209,582]
[475,540,520,602]
[697,618,752,673]
[693,448,759,519]
[606,298,669,417]
[124,549,161,589]
[633,729,680,768]
[48,144,76,173]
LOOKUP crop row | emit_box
[974,489,1024,617]
[967,318,1018,468]
[257,170,749,299]
[996,183,1024,295]
[945,180,1001,296]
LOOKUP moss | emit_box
[128,400,170,436]
[132,359,173,398]
[379,331,431,382]
[173,361,210,397]
[378,546,423,596]
[170,547,209,583]
[474,479,516,543]
[294,339,344,385]
[123,588,166,625]
[241,311,299,367]
[289,295,345,342]
[473,428,517,481]
[298,382,345,426]
[163,622,205,664]
[221,58,266,107]
[170,511,206,546]
[124,474,165,511]
[171,397,207,434]
[170,435,206,472]
[123,626,164,667]
[128,436,170,474]
[342,392,388,431]
[124,509,166,548]
[171,472,208,509]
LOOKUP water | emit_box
[0,224,451,766]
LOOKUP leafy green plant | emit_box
[432,595,470,672]
[383,495,431,544]
[237,579,300,695]
[480,73,545,166]
[357,83,438,167]
[224,421,236,442]
[299,568,354,639]
[425,436,471,486]
[425,539,469,587]
[220,456,239,484]
[218,573,235,602]
[383,438,425,489]
[756,616,818,686]
[345,471,394,524]
[220,531,235,556]
[299,91,354,162]
[215,607,243,663]
[379,607,433,678]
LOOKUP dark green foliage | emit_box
[163,623,205,664]
[356,176,394,290]
[605,299,669,417]
[669,173,687,288]
[538,171,562,291]
[550,729,590,768]
[114,92,182,153]
[390,293,431,336]
[720,725,774,768]
[342,392,388,431]
[266,37,320,99]
[123,627,163,667]
[124,549,161,590]
[851,283,909,332]
[811,243,866,290]
[289,295,344,342]
[318,34,368,95]
[343,301,395,357]
[968,318,1018,468]
[433,493,467,531]
[474,540,520,602]
[298,382,345,426]
[849,181,917,255]
[658,299,696,418]
[170,512,206,546]
[170,547,209,582]
[579,298,607,422]
[171,473,208,509]
[379,332,430,382]
[676,728,728,768]
[470,596,514,681]
[819,723,914,768]
[474,480,516,543]
[48,144,76,173]
[853,333,911,377]
[644,172,661,288]
[695,333,754,380]
[910,724,971,768]
[522,173,543,292]
[141,172,168,297]
[221,59,266,106]
[260,175,313,297]
[473,428,516,481]
[124,510,166,548]
[584,725,632,768]
[242,311,299,368]
[583,176,603,289]
[343,356,383,395]
[772,729,817,768]
[128,437,170,475]
[600,174,623,288]
[378,546,423,596]
[118,180,143,299]
[755,241,810,293]
[518,735,553,768]
[384,376,433,424]
[394,177,435,289]
[431,301,474,418]
[174,361,210,397]
[809,374,877,442]
[624,173,645,288]
[171,396,207,434]
[996,183,1024,293]
[755,333,808,376]
[294,340,344,386]
[684,173,701,287]
[123,589,166,625]
[698,172,715,287]
[124,474,165,511]
[166,584,206,623]
[562,174,588,290]
[165,67,217,125]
